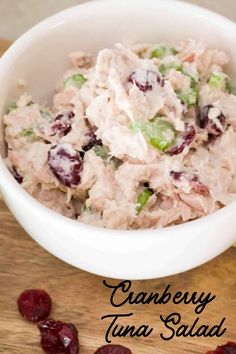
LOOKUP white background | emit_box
[0,0,236,41]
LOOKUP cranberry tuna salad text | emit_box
[4,40,236,229]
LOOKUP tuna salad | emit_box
[4,40,236,229]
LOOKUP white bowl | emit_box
[0,0,236,280]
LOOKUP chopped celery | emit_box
[189,77,198,89]
[26,101,34,106]
[151,46,178,59]
[93,145,122,167]
[151,47,166,59]
[94,145,110,160]
[181,68,198,89]
[208,72,233,93]
[40,109,52,120]
[172,48,178,55]
[159,62,183,76]
[208,72,225,89]
[6,101,17,114]
[136,188,154,214]
[225,78,233,94]
[64,74,87,89]
[178,88,198,107]
[20,128,34,137]
[173,67,199,105]
[130,121,141,132]
[130,119,176,151]
[141,119,176,151]
[82,204,92,213]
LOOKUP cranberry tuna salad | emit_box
[4,40,236,229]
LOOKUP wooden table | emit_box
[0,40,235,354]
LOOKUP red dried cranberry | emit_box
[199,105,225,136]
[170,171,209,196]
[128,69,164,92]
[48,143,83,187]
[12,166,23,184]
[206,342,236,354]
[51,111,75,138]
[38,319,79,354]
[167,124,195,155]
[190,175,209,195]
[94,344,132,354]
[17,289,52,322]
[83,131,102,152]
[170,171,183,180]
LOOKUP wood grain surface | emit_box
[0,40,235,354]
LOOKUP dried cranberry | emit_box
[94,344,132,354]
[169,171,183,181]
[199,105,225,136]
[38,319,79,354]
[12,166,23,184]
[190,175,209,195]
[51,111,75,138]
[83,131,102,152]
[48,143,83,187]
[128,69,164,92]
[170,171,209,196]
[17,289,52,322]
[206,342,236,354]
[167,124,195,155]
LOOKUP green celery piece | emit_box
[208,72,233,93]
[40,109,52,120]
[190,77,198,89]
[141,119,176,151]
[136,188,154,214]
[225,78,233,94]
[151,46,178,59]
[181,68,198,89]
[159,62,183,76]
[20,128,34,137]
[208,72,225,89]
[151,46,166,59]
[64,73,87,89]
[178,88,198,107]
[82,205,91,213]
[94,145,110,160]
[130,119,176,151]
[171,48,178,55]
[6,101,17,114]
[26,101,35,106]
[94,145,122,167]
[130,121,141,132]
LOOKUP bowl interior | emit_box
[1,0,236,158]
